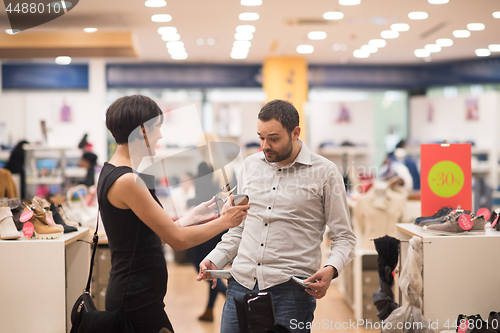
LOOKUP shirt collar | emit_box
[260,139,313,167]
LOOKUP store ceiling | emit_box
[0,0,499,65]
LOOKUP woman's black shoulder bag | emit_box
[69,210,140,333]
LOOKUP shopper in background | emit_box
[4,140,28,199]
[99,95,249,333]
[198,99,356,333]
[187,133,235,322]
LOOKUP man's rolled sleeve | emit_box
[205,224,244,269]
[324,165,356,277]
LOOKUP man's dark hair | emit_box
[106,95,163,144]
[258,100,299,134]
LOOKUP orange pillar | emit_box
[262,57,308,142]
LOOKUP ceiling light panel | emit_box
[308,31,327,40]
[339,0,361,5]
[55,56,72,65]
[145,0,166,7]
[235,32,253,40]
[453,30,470,38]
[297,45,314,54]
[381,30,399,39]
[414,49,431,57]
[436,38,453,47]
[353,49,369,58]
[489,44,500,52]
[323,11,344,20]
[428,0,449,4]
[361,45,378,53]
[494,12,500,19]
[391,23,410,31]
[161,33,180,41]
[475,49,491,57]
[467,23,485,31]
[84,28,97,33]
[236,25,256,33]
[408,12,428,20]
[425,44,441,52]
[151,14,172,22]
[241,0,262,5]
[239,13,259,20]
[158,27,177,35]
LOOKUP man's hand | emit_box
[304,265,337,299]
[196,259,219,289]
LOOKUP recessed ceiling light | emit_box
[467,23,485,31]
[55,56,72,65]
[166,41,184,50]
[323,11,344,20]
[231,52,248,59]
[158,27,176,35]
[339,0,361,5]
[239,13,259,21]
[145,0,166,7]
[453,30,471,38]
[5,29,20,34]
[196,38,204,45]
[408,12,428,20]
[369,39,387,47]
[206,38,215,45]
[151,14,172,22]
[361,45,378,53]
[296,45,314,54]
[436,38,453,47]
[381,30,399,39]
[428,0,449,4]
[494,12,500,19]
[353,49,369,58]
[414,49,431,57]
[308,31,327,40]
[172,54,188,60]
[333,43,347,51]
[234,41,251,49]
[391,23,410,31]
[475,49,491,57]
[425,44,441,52]
[161,33,180,41]
[236,25,256,33]
[235,32,253,40]
[241,0,262,5]
[489,44,500,52]
[83,28,97,33]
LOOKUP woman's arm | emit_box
[106,173,248,251]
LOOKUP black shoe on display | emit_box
[414,206,454,226]
[50,202,78,233]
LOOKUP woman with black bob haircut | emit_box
[98,95,249,333]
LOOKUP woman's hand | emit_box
[178,196,218,227]
[220,201,249,228]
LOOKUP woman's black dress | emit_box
[97,162,174,333]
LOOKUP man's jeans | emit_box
[221,278,316,333]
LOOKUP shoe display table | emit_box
[0,228,90,333]
[396,223,500,331]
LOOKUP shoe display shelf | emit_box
[396,223,500,331]
[0,227,90,333]
[24,145,87,196]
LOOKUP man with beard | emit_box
[198,99,356,333]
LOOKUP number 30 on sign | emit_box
[428,161,465,198]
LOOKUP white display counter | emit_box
[0,228,90,333]
[396,223,500,330]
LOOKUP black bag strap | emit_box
[83,167,141,310]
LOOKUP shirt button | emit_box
[272,187,276,190]
[261,243,264,246]
[265,223,268,226]
[258,263,261,266]
[278,169,282,171]
[268,207,271,210]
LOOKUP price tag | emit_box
[458,319,469,333]
[23,222,34,239]
[428,161,464,198]
[476,207,491,221]
[458,214,473,230]
[20,210,33,223]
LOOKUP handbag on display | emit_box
[69,209,140,333]
[0,198,25,230]
[64,185,98,228]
